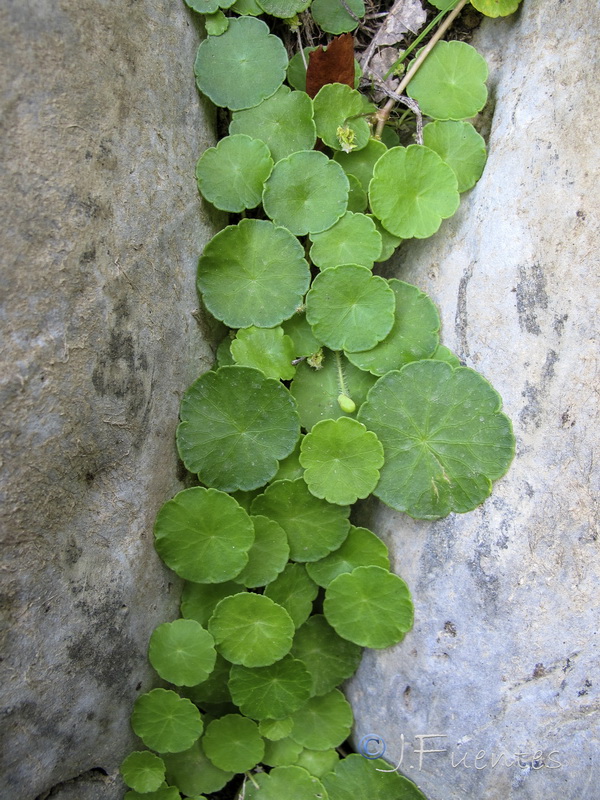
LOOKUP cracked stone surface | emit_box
[0,2,221,798]
[348,1,600,798]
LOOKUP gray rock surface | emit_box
[0,2,220,798]
[348,1,600,798]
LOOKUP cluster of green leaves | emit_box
[122,1,520,798]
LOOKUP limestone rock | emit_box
[348,1,600,798]
[0,2,220,798]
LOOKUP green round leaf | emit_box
[195,135,273,212]
[471,0,522,16]
[313,84,373,153]
[197,219,310,329]
[203,714,264,773]
[245,765,328,800]
[131,689,203,753]
[257,0,310,15]
[309,212,382,270]
[290,349,377,430]
[324,566,413,648]
[233,515,290,588]
[176,366,300,492]
[125,790,180,800]
[262,150,349,236]
[183,653,232,705]
[231,0,262,14]
[305,525,389,588]
[120,751,166,793]
[322,753,428,800]
[407,40,488,120]
[346,174,368,213]
[149,619,217,687]
[163,740,233,795]
[422,120,486,192]
[306,265,395,352]
[194,17,288,111]
[231,326,296,381]
[230,87,316,163]
[184,0,235,13]
[264,562,319,627]
[154,487,254,583]
[208,592,295,666]
[345,279,440,375]
[229,655,313,720]
[367,214,402,262]
[204,10,229,36]
[299,417,384,504]
[251,479,350,562]
[181,581,241,627]
[262,737,304,767]
[289,689,353,750]
[295,748,340,778]
[334,138,387,192]
[282,313,321,359]
[369,144,459,239]
[311,0,365,33]
[290,614,362,695]
[259,717,294,741]
[357,360,516,518]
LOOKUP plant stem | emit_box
[373,0,469,139]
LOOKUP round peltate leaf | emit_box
[131,689,203,753]
[231,326,296,381]
[305,525,389,588]
[208,592,295,666]
[311,0,365,33]
[233,515,290,588]
[251,479,350,562]
[256,0,310,14]
[262,737,304,767]
[204,10,229,36]
[289,689,353,750]
[322,753,428,800]
[120,751,165,793]
[229,655,312,720]
[194,17,288,111]
[300,417,384,505]
[149,619,216,687]
[262,151,349,236]
[176,366,300,492]
[309,212,382,270]
[422,120,486,192]
[369,145,459,239]
[264,562,319,628]
[230,87,316,163]
[306,265,395,352]
[259,717,294,741]
[313,84,373,153]
[324,566,413,648]
[367,214,402,262]
[345,279,440,375]
[184,0,236,13]
[246,766,328,800]
[282,313,321,359]
[197,219,310,329]
[334,138,387,192]
[357,360,516,518]
[346,174,368,213]
[290,349,377,430]
[471,0,522,16]
[181,581,240,627]
[203,714,264,773]
[290,614,362,695]
[407,40,488,120]
[295,748,340,778]
[195,135,273,212]
[154,488,254,583]
[163,739,233,796]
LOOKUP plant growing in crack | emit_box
[121,0,521,797]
